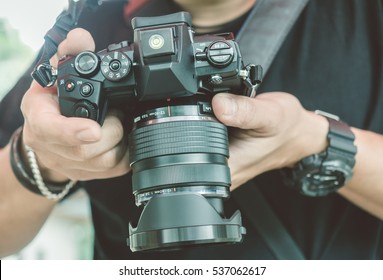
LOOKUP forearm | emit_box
[338,128,383,220]
[0,143,55,258]
[214,92,383,220]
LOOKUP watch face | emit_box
[300,170,346,197]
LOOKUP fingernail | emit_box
[76,129,97,142]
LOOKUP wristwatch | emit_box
[287,110,357,197]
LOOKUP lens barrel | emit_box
[127,100,246,252]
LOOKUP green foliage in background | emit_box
[0,19,35,99]
[0,20,34,59]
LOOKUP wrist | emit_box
[19,143,69,183]
[286,110,357,197]
[294,110,329,165]
[10,127,76,201]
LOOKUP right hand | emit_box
[20,28,131,182]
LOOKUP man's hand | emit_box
[212,92,329,190]
[20,28,131,182]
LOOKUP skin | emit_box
[173,0,257,32]
[1,0,383,257]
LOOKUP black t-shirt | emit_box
[1,0,382,259]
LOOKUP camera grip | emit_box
[58,76,107,124]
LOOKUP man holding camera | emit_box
[0,0,382,259]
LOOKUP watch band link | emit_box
[286,110,357,197]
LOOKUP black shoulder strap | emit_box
[233,0,309,260]
[234,181,306,260]
[31,0,89,87]
[237,0,309,76]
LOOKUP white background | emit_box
[0,0,68,51]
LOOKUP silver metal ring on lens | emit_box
[135,115,218,128]
[135,186,229,205]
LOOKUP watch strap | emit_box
[286,111,357,196]
[325,116,357,169]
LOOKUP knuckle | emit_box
[111,122,124,141]
[104,115,124,141]
[71,145,93,161]
[100,150,119,169]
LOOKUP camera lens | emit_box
[127,97,246,252]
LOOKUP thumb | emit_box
[212,93,265,129]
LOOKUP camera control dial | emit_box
[73,100,97,120]
[101,51,132,81]
[207,41,234,67]
[74,51,100,77]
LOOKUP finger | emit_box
[24,113,101,147]
[51,149,131,181]
[38,141,127,173]
[22,86,101,147]
[212,93,282,131]
[50,28,96,68]
[44,111,125,161]
[29,80,58,95]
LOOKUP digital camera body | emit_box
[56,12,262,252]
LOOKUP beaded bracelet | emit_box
[9,127,76,201]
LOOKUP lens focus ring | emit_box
[128,120,229,163]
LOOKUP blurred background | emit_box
[0,0,94,259]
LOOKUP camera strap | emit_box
[31,0,126,87]
[233,181,306,260]
[237,0,309,76]
[31,0,88,87]
[233,0,309,260]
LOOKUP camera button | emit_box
[198,102,213,115]
[65,80,75,92]
[108,41,129,51]
[110,60,121,72]
[195,52,207,61]
[74,51,100,77]
[80,83,94,97]
[75,106,90,118]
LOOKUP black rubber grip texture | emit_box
[128,120,229,163]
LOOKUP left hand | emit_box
[212,92,329,190]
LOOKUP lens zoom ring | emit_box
[129,120,229,163]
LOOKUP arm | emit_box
[0,144,55,257]
[212,92,383,220]
[0,28,131,258]
[338,128,383,219]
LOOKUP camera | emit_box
[56,12,262,252]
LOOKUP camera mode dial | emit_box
[207,41,234,68]
[101,51,132,81]
[74,51,100,77]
